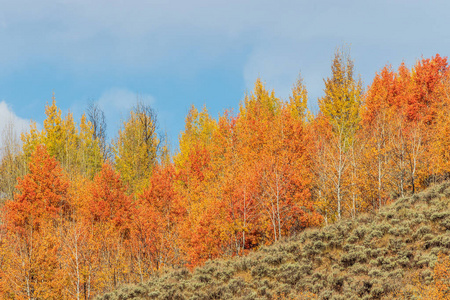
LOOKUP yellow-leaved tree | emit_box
[288,74,309,122]
[21,96,103,178]
[113,102,160,194]
[316,47,363,221]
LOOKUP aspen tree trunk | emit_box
[336,129,345,221]
[242,189,247,252]
[350,145,357,219]
[407,122,423,194]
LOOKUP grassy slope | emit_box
[99,182,450,300]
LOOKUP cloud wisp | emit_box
[0,101,31,136]
[0,101,32,157]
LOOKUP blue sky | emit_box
[1,0,450,149]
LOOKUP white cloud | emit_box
[0,101,31,136]
[0,101,32,158]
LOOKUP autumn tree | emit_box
[362,55,449,200]
[409,55,449,188]
[360,65,396,208]
[114,102,160,194]
[235,80,283,243]
[288,75,309,122]
[85,163,133,293]
[1,145,70,298]
[77,114,103,179]
[21,96,103,179]
[175,105,224,266]
[201,78,321,251]
[132,164,182,280]
[213,111,260,254]
[60,175,99,300]
[316,47,363,220]
[430,73,450,180]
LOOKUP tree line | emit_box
[0,49,449,298]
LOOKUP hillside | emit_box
[1,54,450,298]
[98,181,450,300]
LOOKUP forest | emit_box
[0,50,450,299]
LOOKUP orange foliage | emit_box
[1,53,450,298]
[418,254,450,299]
[132,164,183,276]
[1,145,69,299]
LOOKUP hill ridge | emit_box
[99,181,450,300]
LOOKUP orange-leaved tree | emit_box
[85,163,134,293]
[1,144,70,299]
[132,163,183,280]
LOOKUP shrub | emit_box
[396,255,411,267]
[235,258,252,272]
[413,225,432,240]
[394,200,410,211]
[387,269,404,279]
[431,211,450,221]
[416,254,438,268]
[148,291,160,298]
[370,285,385,298]
[410,215,426,227]
[377,222,392,234]
[367,229,383,240]
[327,272,345,292]
[275,263,303,285]
[437,182,450,193]
[389,218,401,225]
[341,251,367,267]
[308,230,322,242]
[368,268,382,277]
[194,274,212,284]
[350,264,367,275]
[312,282,324,294]
[422,189,439,202]
[388,238,406,251]
[215,267,234,281]
[313,241,326,251]
[227,277,247,294]
[421,269,433,284]
[263,253,284,266]
[385,211,395,220]
[319,289,333,300]
[346,235,358,244]
[398,226,411,235]
[424,235,448,249]
[311,271,326,282]
[439,219,450,230]
[444,187,450,197]
[304,243,321,258]
[422,233,435,242]
[356,280,372,297]
[357,214,373,225]
[251,263,271,279]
